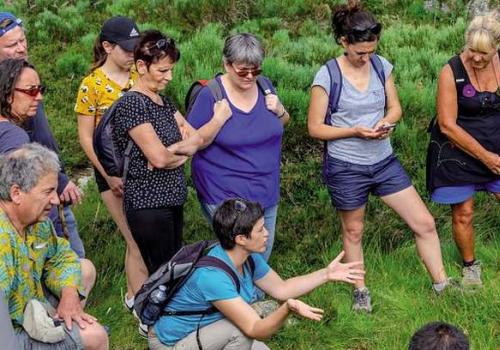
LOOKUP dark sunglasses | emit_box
[146,38,173,51]
[15,85,46,97]
[231,63,262,77]
[231,199,248,235]
[350,22,382,36]
[0,17,22,37]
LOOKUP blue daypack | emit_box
[324,54,386,125]
[93,91,146,179]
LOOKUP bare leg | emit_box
[79,322,109,350]
[80,259,96,307]
[381,186,447,283]
[451,197,475,263]
[338,206,367,289]
[101,190,147,296]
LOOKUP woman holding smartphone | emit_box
[307,0,452,312]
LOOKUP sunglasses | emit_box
[231,63,262,77]
[350,22,382,36]
[146,38,173,51]
[231,199,248,236]
[0,17,22,37]
[14,85,46,97]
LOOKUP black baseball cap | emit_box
[100,16,140,52]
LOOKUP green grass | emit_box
[4,0,499,348]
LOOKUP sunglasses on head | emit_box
[15,85,46,97]
[146,38,173,51]
[231,199,248,236]
[350,22,382,36]
[0,17,22,36]
[231,63,262,77]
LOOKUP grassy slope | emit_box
[4,0,499,348]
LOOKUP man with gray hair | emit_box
[0,143,108,349]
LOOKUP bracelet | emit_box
[277,106,286,119]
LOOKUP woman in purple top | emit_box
[187,33,290,261]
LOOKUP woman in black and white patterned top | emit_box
[113,30,231,274]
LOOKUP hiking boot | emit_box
[433,277,461,295]
[352,287,372,313]
[252,300,279,318]
[462,261,482,287]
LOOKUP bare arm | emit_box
[213,297,322,340]
[307,86,386,141]
[373,74,402,134]
[437,65,500,172]
[256,251,364,301]
[265,94,290,126]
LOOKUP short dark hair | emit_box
[213,198,264,250]
[409,322,469,350]
[134,30,180,69]
[331,1,381,44]
[0,58,36,124]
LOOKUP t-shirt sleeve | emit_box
[378,55,393,80]
[186,86,216,129]
[250,253,271,281]
[74,75,98,116]
[196,268,239,302]
[0,124,29,154]
[115,95,151,131]
[311,65,331,96]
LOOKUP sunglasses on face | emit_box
[350,22,382,36]
[231,63,262,77]
[146,38,173,51]
[0,17,22,37]
[14,85,46,97]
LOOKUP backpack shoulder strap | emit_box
[325,58,342,120]
[256,76,273,96]
[370,54,386,86]
[448,54,468,88]
[207,79,224,102]
[196,256,241,293]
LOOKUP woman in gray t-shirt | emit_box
[307,2,452,312]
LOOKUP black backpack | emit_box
[184,75,273,116]
[92,91,146,178]
[134,240,255,326]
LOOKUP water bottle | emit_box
[142,285,168,325]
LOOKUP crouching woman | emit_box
[149,198,364,350]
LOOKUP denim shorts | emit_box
[431,179,500,204]
[324,154,412,210]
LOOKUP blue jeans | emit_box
[49,205,85,258]
[200,202,278,262]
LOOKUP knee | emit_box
[342,222,364,244]
[80,322,108,350]
[452,206,474,227]
[80,259,96,294]
[414,214,437,238]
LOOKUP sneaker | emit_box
[433,277,461,295]
[138,322,148,339]
[352,287,372,313]
[124,293,134,312]
[252,300,279,318]
[462,261,482,287]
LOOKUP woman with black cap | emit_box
[75,16,147,313]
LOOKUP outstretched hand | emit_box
[286,299,324,321]
[326,251,365,284]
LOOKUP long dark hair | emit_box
[332,0,381,44]
[134,30,180,69]
[90,35,113,72]
[0,59,36,125]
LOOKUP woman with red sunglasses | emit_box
[187,33,290,263]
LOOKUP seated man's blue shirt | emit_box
[154,244,270,345]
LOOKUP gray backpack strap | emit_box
[207,79,223,102]
[325,58,342,124]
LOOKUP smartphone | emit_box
[377,123,396,132]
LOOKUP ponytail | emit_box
[90,35,109,72]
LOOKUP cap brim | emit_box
[117,38,139,52]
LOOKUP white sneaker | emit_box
[124,293,134,312]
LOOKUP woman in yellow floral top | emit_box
[75,16,147,309]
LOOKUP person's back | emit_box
[409,322,469,350]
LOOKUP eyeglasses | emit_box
[231,63,262,77]
[146,38,173,51]
[0,17,22,37]
[14,85,46,97]
[231,199,248,236]
[350,22,382,36]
